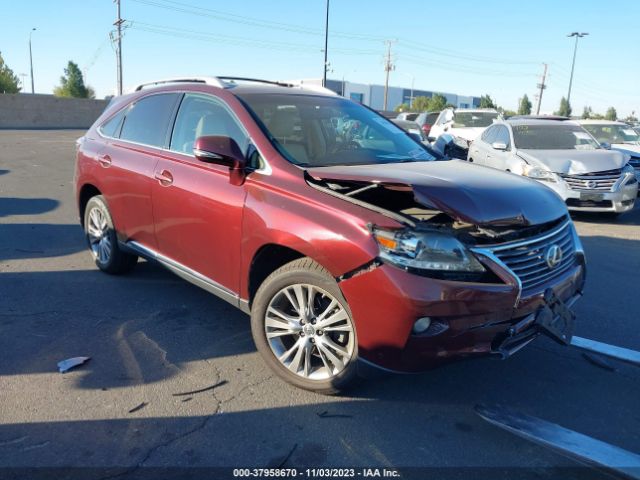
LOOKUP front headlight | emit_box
[523,165,557,182]
[373,228,485,272]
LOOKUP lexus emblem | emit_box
[586,180,597,189]
[545,245,563,269]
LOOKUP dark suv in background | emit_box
[75,77,585,393]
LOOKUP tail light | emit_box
[421,124,431,135]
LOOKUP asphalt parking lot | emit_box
[1,129,639,479]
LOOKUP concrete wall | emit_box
[0,94,108,129]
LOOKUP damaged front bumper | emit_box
[339,255,586,373]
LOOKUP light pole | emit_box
[566,32,588,105]
[322,0,329,87]
[401,73,415,109]
[29,28,36,94]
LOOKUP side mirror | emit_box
[600,141,611,150]
[408,132,423,143]
[194,135,246,185]
[491,141,508,151]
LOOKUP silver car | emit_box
[467,119,638,214]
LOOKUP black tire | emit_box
[251,257,359,395]
[84,195,137,274]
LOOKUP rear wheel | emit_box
[84,195,137,274]
[251,258,358,394]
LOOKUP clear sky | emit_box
[2,0,638,117]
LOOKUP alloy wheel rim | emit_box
[87,206,112,264]
[264,283,355,381]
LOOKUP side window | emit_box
[170,94,248,155]
[494,126,511,148]
[119,93,180,148]
[99,109,126,138]
[482,125,498,144]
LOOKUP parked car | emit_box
[75,77,585,393]
[429,108,500,143]
[468,119,638,214]
[578,120,640,178]
[414,111,440,139]
[391,119,425,141]
[395,112,419,122]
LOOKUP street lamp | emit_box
[29,28,36,94]
[401,73,415,109]
[566,32,588,105]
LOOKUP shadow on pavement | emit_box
[0,223,85,261]
[570,203,640,225]
[0,198,60,217]
[0,169,9,176]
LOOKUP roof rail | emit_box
[133,76,226,91]
[217,76,294,87]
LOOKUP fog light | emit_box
[413,317,432,334]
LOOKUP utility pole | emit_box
[566,32,588,105]
[382,40,396,111]
[29,28,36,94]
[322,0,329,87]
[535,63,548,115]
[114,0,124,95]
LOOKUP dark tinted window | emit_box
[170,94,248,155]
[99,109,125,138]
[494,126,511,148]
[120,93,179,147]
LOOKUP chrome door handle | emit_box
[98,154,112,167]
[154,169,173,186]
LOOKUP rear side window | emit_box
[119,93,180,148]
[99,109,126,138]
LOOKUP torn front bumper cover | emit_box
[492,289,579,359]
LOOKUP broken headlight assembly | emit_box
[372,228,485,274]
[522,165,558,182]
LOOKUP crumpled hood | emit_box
[611,143,640,158]
[307,160,566,226]
[449,127,486,142]
[517,149,629,174]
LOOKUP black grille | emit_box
[485,221,576,293]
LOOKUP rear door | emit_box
[150,93,249,293]
[99,92,180,249]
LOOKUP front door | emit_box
[151,93,250,293]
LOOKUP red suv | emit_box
[75,77,586,393]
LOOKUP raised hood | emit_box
[450,127,486,142]
[307,160,566,226]
[517,149,629,174]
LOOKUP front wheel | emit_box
[84,195,137,274]
[251,258,358,394]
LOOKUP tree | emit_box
[556,97,572,117]
[624,113,638,123]
[394,103,410,113]
[605,107,617,121]
[581,106,592,119]
[53,61,94,98]
[479,94,497,109]
[412,96,431,112]
[0,52,20,93]
[517,94,532,115]
[428,94,448,112]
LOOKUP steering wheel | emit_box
[334,140,361,153]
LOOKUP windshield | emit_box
[582,124,640,144]
[237,93,437,167]
[512,124,600,150]
[452,111,498,128]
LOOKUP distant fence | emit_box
[0,94,108,129]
